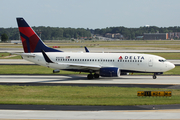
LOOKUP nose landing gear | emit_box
[152,72,163,79]
[153,74,157,79]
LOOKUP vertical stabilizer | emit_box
[16,18,62,53]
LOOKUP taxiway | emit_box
[0,75,180,89]
[1,109,180,119]
[0,75,180,85]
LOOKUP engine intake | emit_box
[100,67,120,77]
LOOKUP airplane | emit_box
[15,17,175,79]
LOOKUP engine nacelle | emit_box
[100,67,120,77]
[53,69,60,73]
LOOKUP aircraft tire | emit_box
[153,75,157,79]
[87,74,94,79]
[94,73,100,78]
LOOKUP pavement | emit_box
[0,109,180,119]
[0,75,180,86]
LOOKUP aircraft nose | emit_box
[168,62,175,70]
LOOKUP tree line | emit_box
[1,26,180,41]
[0,27,92,41]
[94,26,180,39]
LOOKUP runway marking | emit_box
[110,109,180,113]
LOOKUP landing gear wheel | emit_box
[153,75,157,79]
[94,73,100,79]
[87,74,94,79]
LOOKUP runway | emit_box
[0,74,180,84]
[0,75,180,89]
[1,109,180,119]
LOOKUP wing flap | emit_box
[57,62,101,70]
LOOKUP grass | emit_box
[0,65,179,75]
[0,65,86,75]
[142,53,180,59]
[1,40,180,49]
[0,85,179,106]
[0,53,21,59]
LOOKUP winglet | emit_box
[41,50,54,63]
[84,46,89,52]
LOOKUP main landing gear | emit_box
[153,73,157,79]
[87,73,100,79]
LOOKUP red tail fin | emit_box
[16,18,62,53]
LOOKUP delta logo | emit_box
[119,56,145,60]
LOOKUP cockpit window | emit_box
[159,59,166,62]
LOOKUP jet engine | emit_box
[100,67,120,77]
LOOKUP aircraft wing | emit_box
[57,62,101,70]
[41,50,101,70]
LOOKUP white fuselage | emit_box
[22,52,175,73]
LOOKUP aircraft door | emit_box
[148,57,153,67]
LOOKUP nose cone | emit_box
[168,62,175,70]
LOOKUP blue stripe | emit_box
[16,18,29,27]
[34,40,62,52]
[20,32,31,53]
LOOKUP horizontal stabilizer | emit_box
[10,52,36,57]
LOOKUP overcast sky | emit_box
[1,0,180,29]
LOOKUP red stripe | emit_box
[19,27,35,37]
[19,27,40,53]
